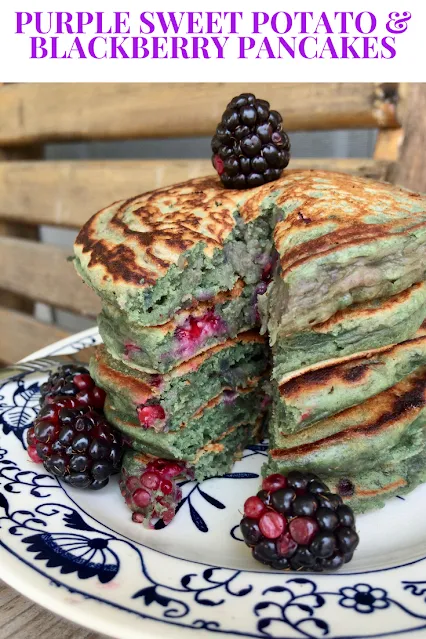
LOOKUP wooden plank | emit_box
[0,147,41,315]
[0,157,392,228]
[0,237,101,316]
[0,308,70,364]
[0,222,38,313]
[0,83,400,146]
[374,129,404,162]
[0,581,108,639]
[389,84,426,193]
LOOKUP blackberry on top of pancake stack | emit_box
[211,92,291,189]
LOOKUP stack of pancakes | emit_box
[74,177,274,482]
[74,169,426,512]
[261,171,426,511]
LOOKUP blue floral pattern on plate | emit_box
[2,327,426,639]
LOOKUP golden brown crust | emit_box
[75,175,256,288]
[355,478,406,497]
[93,345,155,403]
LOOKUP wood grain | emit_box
[0,308,70,364]
[0,223,38,314]
[0,83,400,145]
[0,237,100,316]
[0,148,41,315]
[0,581,109,639]
[0,157,392,228]
[390,83,426,193]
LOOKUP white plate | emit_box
[2,328,426,639]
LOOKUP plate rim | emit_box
[20,326,99,362]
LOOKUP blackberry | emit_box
[120,458,193,528]
[211,93,291,189]
[27,366,120,489]
[40,364,106,410]
[26,404,122,489]
[240,471,359,572]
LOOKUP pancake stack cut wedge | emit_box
[90,334,269,473]
[74,175,279,328]
[74,168,426,516]
[75,175,279,488]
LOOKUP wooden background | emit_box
[0,581,109,639]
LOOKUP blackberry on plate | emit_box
[240,471,359,572]
[211,93,291,189]
[27,366,120,489]
[40,364,106,409]
[120,458,193,528]
[27,404,122,489]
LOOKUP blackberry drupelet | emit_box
[40,364,106,410]
[27,404,122,489]
[211,93,291,189]
[240,471,359,572]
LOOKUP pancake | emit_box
[274,320,426,434]
[106,387,265,471]
[267,367,426,476]
[261,170,426,342]
[74,175,278,327]
[326,454,426,513]
[121,417,260,484]
[98,279,260,373]
[90,332,269,432]
[272,281,426,384]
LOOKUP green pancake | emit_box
[274,320,426,434]
[261,170,426,342]
[326,455,426,513]
[272,281,426,384]
[266,367,426,476]
[74,175,278,327]
[98,279,259,373]
[90,331,269,433]
[121,418,259,483]
[106,388,264,469]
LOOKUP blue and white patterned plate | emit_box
[2,328,426,639]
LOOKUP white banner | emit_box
[0,0,424,82]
